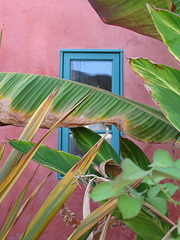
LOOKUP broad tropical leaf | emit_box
[123,209,176,240]
[88,0,175,40]
[148,5,180,62]
[72,127,121,165]
[8,140,96,175]
[0,72,179,143]
[20,134,107,239]
[130,58,180,132]
[120,137,150,170]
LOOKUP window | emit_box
[58,50,123,178]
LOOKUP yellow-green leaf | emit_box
[20,133,107,240]
[130,58,180,132]
[148,5,180,62]
[0,88,95,203]
[0,87,59,184]
[68,198,118,240]
[0,142,5,163]
[0,166,39,240]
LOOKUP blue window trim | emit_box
[58,49,123,179]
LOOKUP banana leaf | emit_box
[0,72,178,143]
[72,127,121,165]
[130,58,180,132]
[148,5,180,62]
[120,137,150,170]
[8,140,97,175]
[88,0,176,40]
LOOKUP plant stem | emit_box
[149,176,180,206]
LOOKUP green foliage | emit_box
[148,5,180,62]
[1,0,180,239]
[8,139,96,175]
[146,197,168,215]
[89,182,125,202]
[88,0,173,40]
[120,137,151,170]
[89,148,179,238]
[72,127,121,165]
[117,195,144,219]
[130,58,180,132]
[1,72,178,143]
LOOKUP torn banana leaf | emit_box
[0,72,178,143]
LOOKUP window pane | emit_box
[71,60,112,91]
[71,60,112,131]
[99,133,112,145]
[85,124,111,131]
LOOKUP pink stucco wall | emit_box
[0,0,179,239]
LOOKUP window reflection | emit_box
[71,60,112,91]
[69,60,113,157]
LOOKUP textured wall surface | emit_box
[0,0,179,239]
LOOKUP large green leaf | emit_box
[123,209,177,240]
[130,58,180,132]
[117,195,144,219]
[120,137,150,170]
[0,72,178,143]
[148,5,180,62]
[8,139,96,175]
[111,205,176,239]
[88,0,175,40]
[72,127,121,165]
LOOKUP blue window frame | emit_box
[58,49,123,179]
